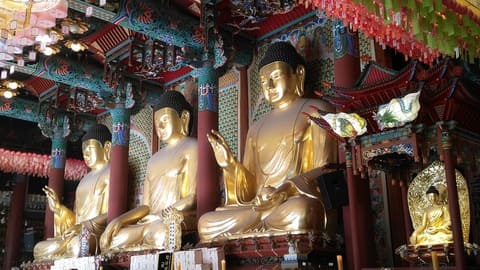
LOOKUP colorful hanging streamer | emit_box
[307,0,480,63]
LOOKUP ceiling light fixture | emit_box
[35,44,61,56]
[61,18,90,35]
[2,79,24,90]
[0,88,19,99]
[65,40,88,52]
[0,0,68,57]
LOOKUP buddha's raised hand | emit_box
[43,186,61,213]
[207,130,235,169]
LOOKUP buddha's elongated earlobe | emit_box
[180,110,191,136]
[103,141,112,161]
[295,64,305,97]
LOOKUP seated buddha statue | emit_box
[100,90,197,252]
[409,185,453,245]
[198,42,337,242]
[34,124,112,260]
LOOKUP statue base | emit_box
[20,260,53,270]
[395,242,480,265]
[200,233,342,269]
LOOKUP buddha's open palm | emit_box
[43,186,61,213]
[207,130,235,168]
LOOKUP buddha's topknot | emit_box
[82,124,112,144]
[258,41,305,71]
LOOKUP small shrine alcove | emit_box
[317,58,480,267]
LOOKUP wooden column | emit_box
[197,64,220,219]
[3,174,28,269]
[400,179,412,242]
[44,132,67,239]
[238,66,249,161]
[108,107,130,222]
[333,19,371,270]
[440,127,466,270]
[151,105,159,155]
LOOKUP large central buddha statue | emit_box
[34,124,112,260]
[198,42,337,241]
[100,91,197,252]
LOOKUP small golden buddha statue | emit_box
[34,124,112,260]
[409,185,453,245]
[407,161,470,247]
[198,42,337,241]
[99,91,197,252]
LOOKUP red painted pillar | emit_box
[400,180,412,242]
[3,174,28,269]
[333,19,369,270]
[108,107,130,222]
[197,64,220,220]
[333,21,360,89]
[44,133,67,239]
[238,66,249,162]
[440,127,466,270]
[151,106,159,155]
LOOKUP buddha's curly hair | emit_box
[258,41,305,71]
[153,90,194,134]
[82,124,112,144]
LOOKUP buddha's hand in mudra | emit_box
[43,186,61,213]
[426,225,451,234]
[207,130,235,169]
[100,217,123,248]
[62,224,81,239]
[252,187,287,211]
[161,206,175,218]
[409,233,417,245]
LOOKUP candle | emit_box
[431,251,439,270]
[337,255,343,270]
[221,259,227,270]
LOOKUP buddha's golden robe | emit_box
[198,98,337,241]
[413,204,452,245]
[105,137,197,250]
[34,165,110,260]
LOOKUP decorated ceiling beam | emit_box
[307,0,480,63]
[0,94,97,141]
[0,98,42,123]
[11,55,112,96]
[70,0,203,52]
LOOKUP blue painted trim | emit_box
[0,98,42,122]
[257,11,317,41]
[164,71,194,87]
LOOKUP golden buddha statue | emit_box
[409,185,452,245]
[198,42,337,242]
[34,124,112,260]
[407,161,470,246]
[99,91,197,252]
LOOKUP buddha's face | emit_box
[259,61,301,108]
[154,107,186,143]
[82,139,108,169]
[426,192,439,204]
